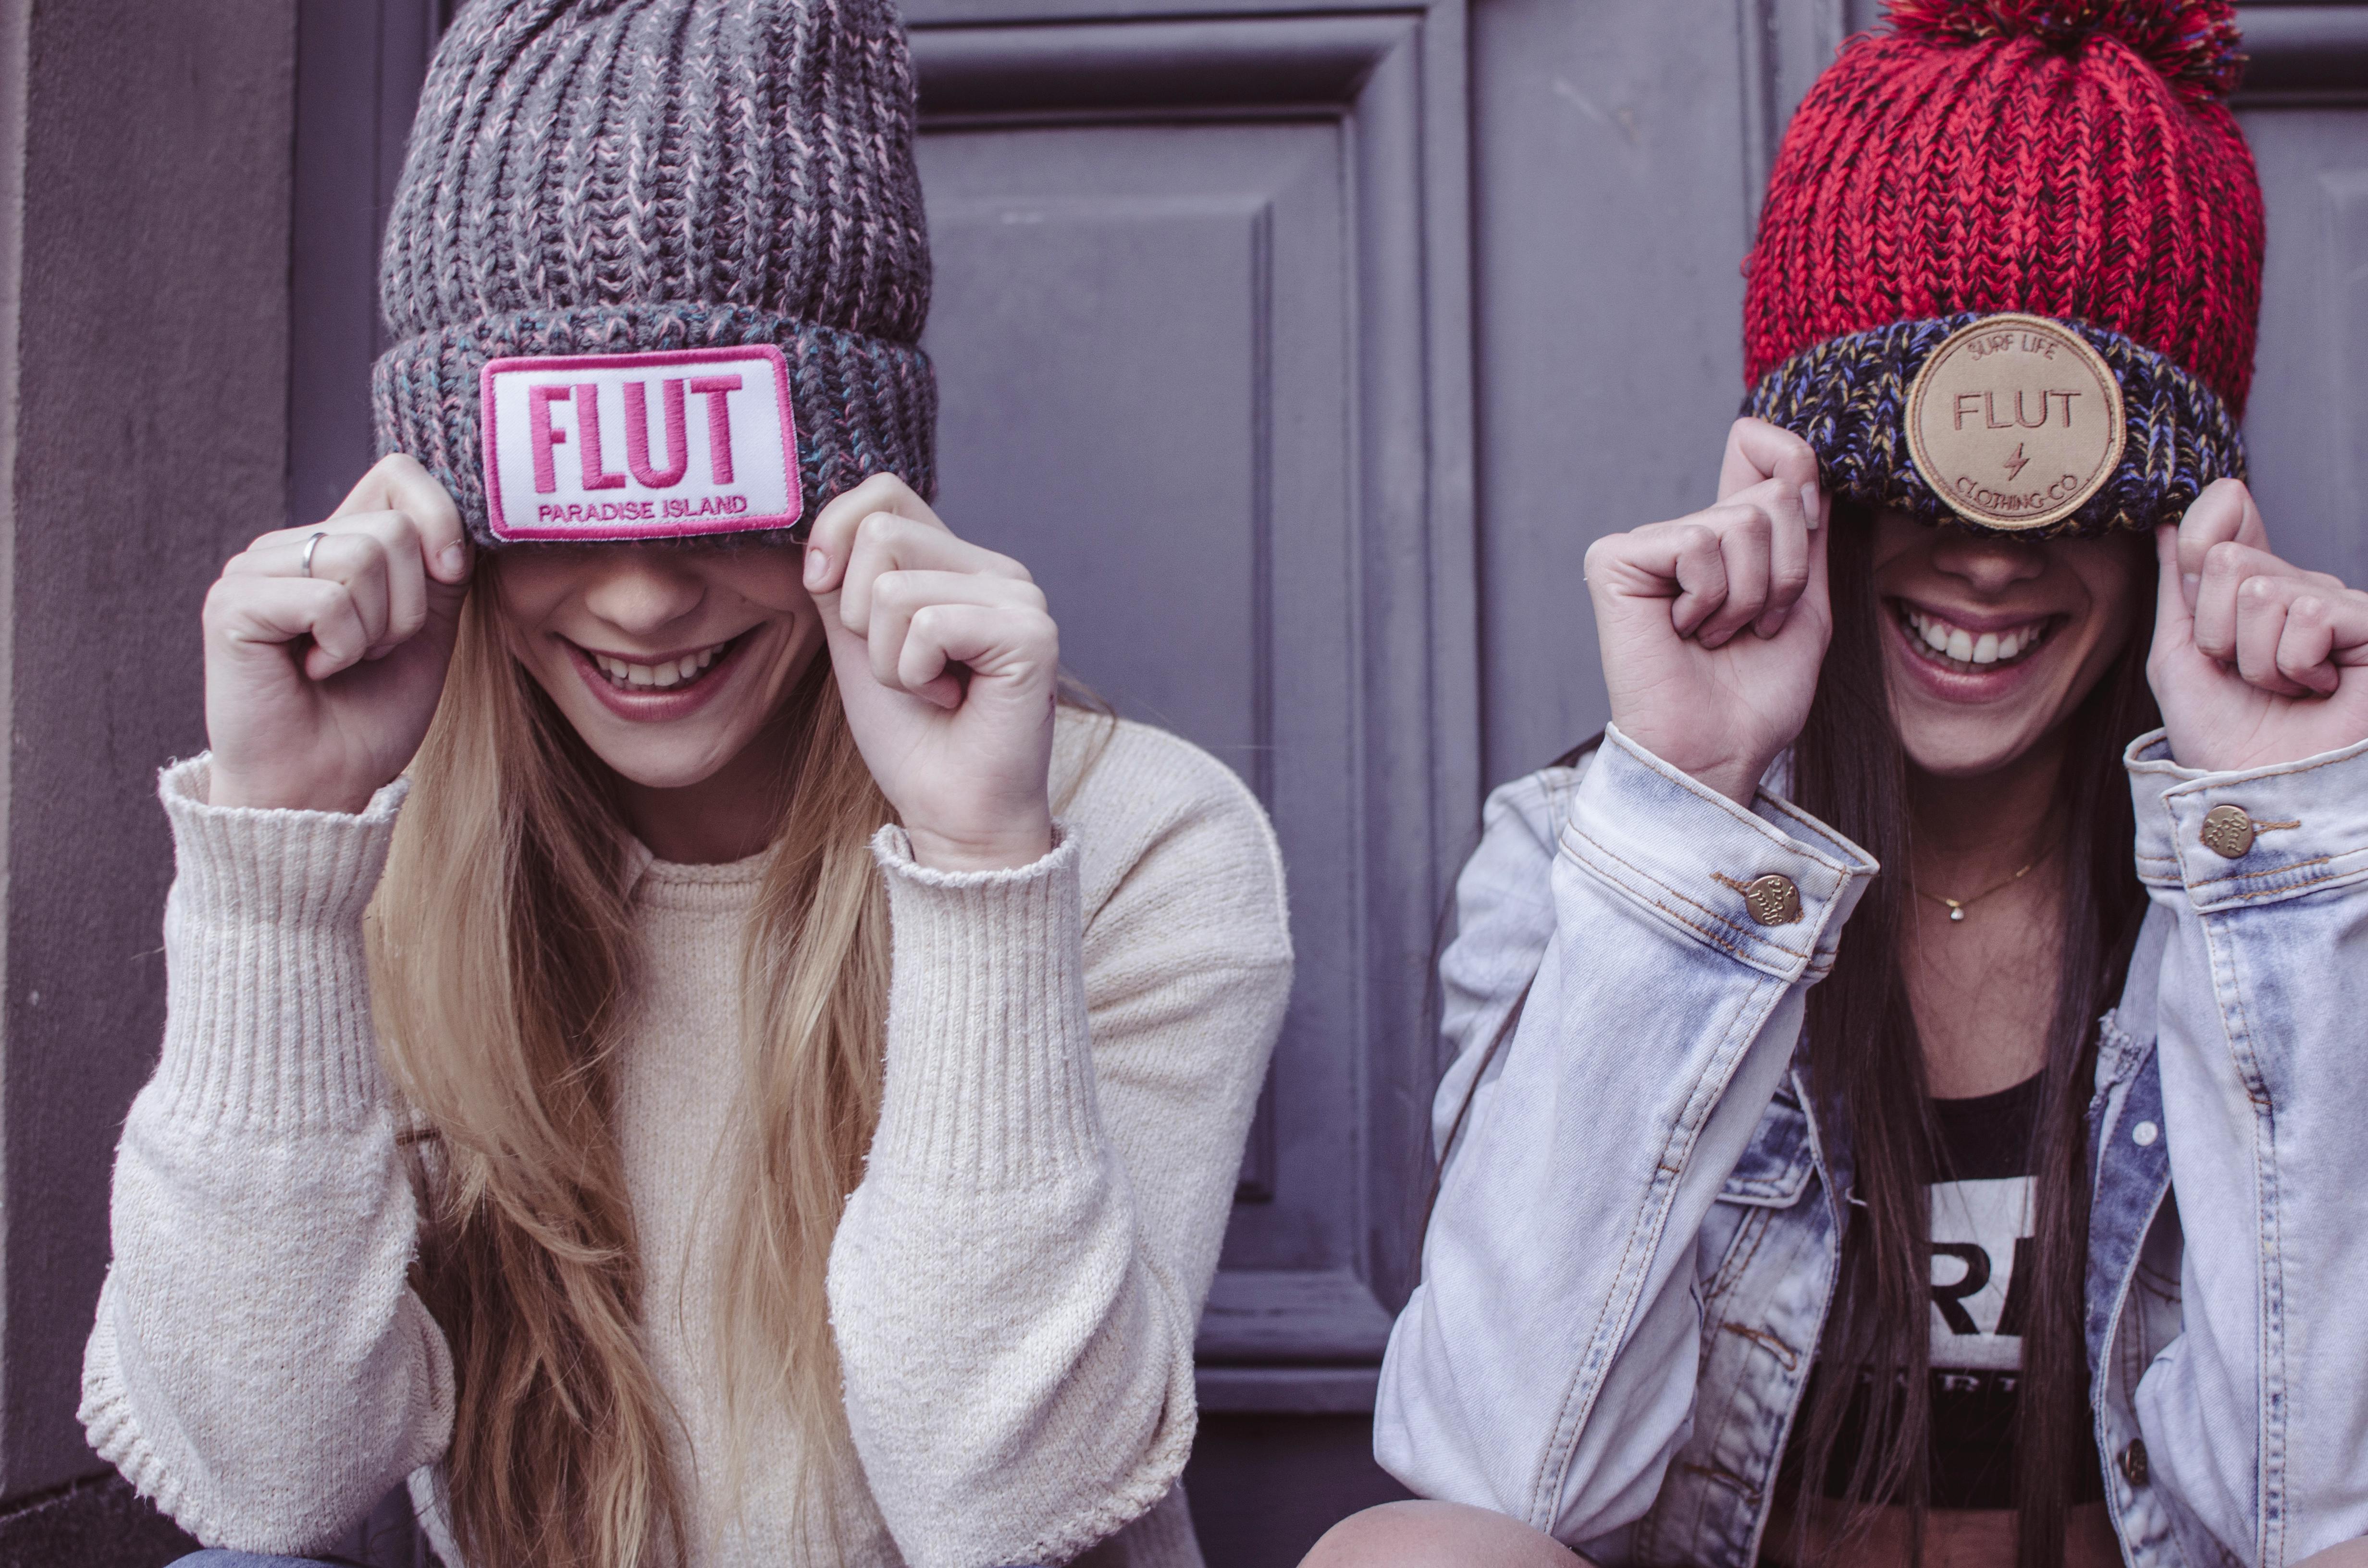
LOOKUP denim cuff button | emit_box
[1739,874,1802,926]
[2201,804,2256,858]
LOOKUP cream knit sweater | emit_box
[80,715,1292,1568]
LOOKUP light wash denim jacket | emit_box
[1374,723,2368,1568]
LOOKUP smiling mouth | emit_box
[1895,603,2059,674]
[578,633,742,693]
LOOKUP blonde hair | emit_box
[370,568,896,1568]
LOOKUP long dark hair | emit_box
[1786,506,2157,1568]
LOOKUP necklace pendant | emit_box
[1949,906,1965,922]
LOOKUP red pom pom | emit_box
[1885,0,2244,100]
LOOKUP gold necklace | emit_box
[1915,842,2057,925]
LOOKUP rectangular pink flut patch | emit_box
[480,344,802,541]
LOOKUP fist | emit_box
[203,455,472,813]
[801,475,1059,872]
[2150,478,2368,773]
[1585,418,1832,804]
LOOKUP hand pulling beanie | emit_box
[1740,0,2263,537]
[371,0,935,548]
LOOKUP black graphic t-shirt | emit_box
[1776,1073,2106,1510]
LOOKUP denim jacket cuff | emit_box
[2125,727,2368,910]
[1561,724,1879,982]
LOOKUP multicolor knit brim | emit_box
[1742,312,2245,539]
[372,300,936,549]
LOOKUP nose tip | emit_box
[580,549,707,636]
[1933,532,2046,590]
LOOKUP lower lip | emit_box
[1888,608,2057,704]
[566,637,745,723]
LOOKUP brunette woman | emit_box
[1318,3,2368,1567]
[80,4,1289,1566]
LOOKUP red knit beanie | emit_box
[1740,0,2263,536]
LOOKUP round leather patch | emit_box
[1905,314,2125,532]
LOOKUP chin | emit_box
[1895,712,2056,778]
[585,736,743,791]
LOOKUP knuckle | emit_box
[858,471,914,506]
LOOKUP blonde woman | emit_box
[78,4,1291,1567]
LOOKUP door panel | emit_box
[2239,102,2368,585]
[923,122,1338,799]
[910,3,1476,1401]
[1470,0,1770,788]
[908,6,1473,1556]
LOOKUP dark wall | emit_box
[286,0,442,531]
[1,0,295,1505]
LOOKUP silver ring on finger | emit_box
[300,530,329,578]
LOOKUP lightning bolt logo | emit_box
[2003,442,2031,481]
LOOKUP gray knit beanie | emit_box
[371,0,934,548]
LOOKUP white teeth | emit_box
[1903,609,2049,671]
[590,640,729,690]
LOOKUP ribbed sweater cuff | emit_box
[868,822,1097,1190]
[151,756,409,1134]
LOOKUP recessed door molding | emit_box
[909,1,1477,1412]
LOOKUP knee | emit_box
[1301,1500,1578,1568]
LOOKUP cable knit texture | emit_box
[372,0,938,546]
[81,716,1292,1568]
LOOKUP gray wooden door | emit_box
[897,4,1477,1554]
[267,3,2368,1566]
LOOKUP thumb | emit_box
[802,544,876,678]
[2153,523,2196,654]
[1785,502,1832,637]
[425,540,476,619]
